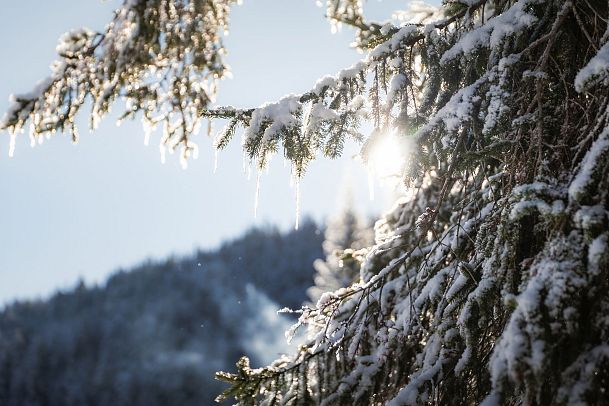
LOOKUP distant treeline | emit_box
[0,220,324,406]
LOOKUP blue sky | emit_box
[0,0,406,304]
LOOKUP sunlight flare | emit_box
[366,129,412,181]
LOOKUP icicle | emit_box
[28,123,36,147]
[160,144,166,164]
[8,131,16,157]
[192,118,202,136]
[368,171,375,201]
[143,125,151,146]
[160,121,169,164]
[179,146,188,169]
[71,125,79,145]
[295,178,301,230]
[91,112,100,130]
[213,149,219,173]
[242,154,249,174]
[254,171,261,219]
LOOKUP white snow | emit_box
[243,94,301,145]
[313,75,337,95]
[569,125,609,203]
[575,41,609,92]
[441,0,538,63]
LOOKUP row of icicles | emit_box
[5,117,411,230]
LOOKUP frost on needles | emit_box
[3,0,609,405]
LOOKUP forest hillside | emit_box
[0,220,324,406]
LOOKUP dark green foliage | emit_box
[212,1,609,404]
[3,0,609,405]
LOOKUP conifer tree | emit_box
[3,0,609,405]
[307,197,373,304]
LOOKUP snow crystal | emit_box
[8,131,16,157]
[522,70,548,80]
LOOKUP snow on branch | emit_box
[215,1,609,404]
[4,1,609,404]
[2,0,236,163]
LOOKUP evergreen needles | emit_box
[3,0,609,404]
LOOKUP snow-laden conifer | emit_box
[3,0,609,404]
[307,197,374,304]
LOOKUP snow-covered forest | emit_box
[0,221,325,405]
[2,0,609,404]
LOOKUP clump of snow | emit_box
[56,28,95,56]
[337,61,367,81]
[313,75,337,95]
[387,73,408,104]
[587,234,608,276]
[415,73,486,138]
[441,0,538,64]
[575,42,609,92]
[569,126,609,203]
[573,205,607,232]
[316,291,339,309]
[243,95,301,145]
[486,233,587,402]
[368,26,419,61]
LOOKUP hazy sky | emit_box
[0,0,407,304]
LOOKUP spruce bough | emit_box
[3,0,609,404]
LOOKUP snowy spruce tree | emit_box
[3,0,609,405]
[307,196,374,304]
